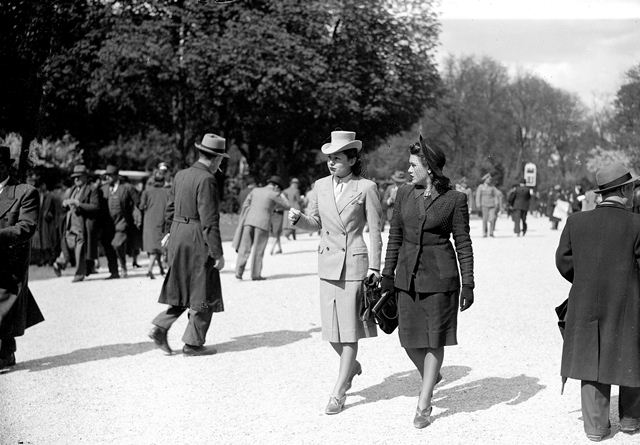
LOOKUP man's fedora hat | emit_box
[321,131,362,155]
[391,170,406,182]
[195,133,229,158]
[594,162,639,193]
[0,146,14,166]
[267,175,284,189]
[482,173,492,181]
[418,134,446,177]
[104,165,119,176]
[70,164,90,178]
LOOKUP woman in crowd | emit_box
[139,171,170,278]
[288,130,382,415]
[381,136,474,429]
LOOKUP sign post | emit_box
[524,162,537,187]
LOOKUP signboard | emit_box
[524,162,537,187]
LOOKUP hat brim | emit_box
[594,175,639,193]
[391,174,406,182]
[70,172,88,178]
[195,142,230,158]
[321,140,362,155]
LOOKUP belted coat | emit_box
[382,185,474,292]
[556,202,640,387]
[158,162,224,313]
[0,179,44,338]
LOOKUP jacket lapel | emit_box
[0,181,17,219]
[336,177,362,215]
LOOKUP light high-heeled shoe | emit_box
[345,360,362,392]
[325,394,346,415]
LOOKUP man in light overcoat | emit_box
[148,134,227,356]
[556,162,640,441]
[475,173,499,237]
[233,176,289,280]
[0,146,44,369]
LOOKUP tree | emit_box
[612,63,640,169]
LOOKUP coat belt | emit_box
[173,215,199,224]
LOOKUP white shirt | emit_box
[0,176,9,195]
[333,173,353,201]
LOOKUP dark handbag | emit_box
[360,275,398,334]
[555,298,568,339]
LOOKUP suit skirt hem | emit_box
[319,278,377,343]
[398,289,458,349]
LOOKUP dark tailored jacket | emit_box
[139,184,170,253]
[32,190,59,251]
[101,182,138,233]
[511,186,531,211]
[556,202,640,387]
[0,179,44,338]
[158,162,223,312]
[383,185,474,293]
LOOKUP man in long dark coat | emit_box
[148,134,228,356]
[0,146,44,369]
[53,165,99,282]
[509,179,532,236]
[556,162,640,441]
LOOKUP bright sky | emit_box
[435,0,640,106]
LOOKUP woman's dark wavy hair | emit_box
[342,147,364,177]
[408,142,451,194]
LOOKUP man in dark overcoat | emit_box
[510,179,532,236]
[0,146,44,369]
[148,134,228,356]
[556,162,640,441]
[102,165,139,277]
[53,165,99,282]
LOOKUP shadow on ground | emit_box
[12,342,156,373]
[215,327,322,353]
[349,365,545,418]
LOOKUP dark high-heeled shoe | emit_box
[413,405,432,429]
[147,271,155,280]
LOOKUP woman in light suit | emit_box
[289,131,382,415]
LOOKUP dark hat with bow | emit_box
[419,135,446,176]
[267,175,284,189]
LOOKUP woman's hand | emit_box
[459,286,474,311]
[367,269,380,280]
[380,275,395,296]
[288,208,301,224]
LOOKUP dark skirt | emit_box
[397,288,458,348]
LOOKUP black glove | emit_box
[380,275,395,296]
[460,286,474,312]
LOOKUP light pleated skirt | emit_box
[319,278,377,343]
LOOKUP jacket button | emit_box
[326,231,330,235]
[342,232,345,236]
[326,247,330,251]
[341,248,345,251]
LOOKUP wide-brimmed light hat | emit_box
[321,131,362,155]
[195,133,229,158]
[70,164,90,178]
[594,162,639,193]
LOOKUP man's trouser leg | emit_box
[513,210,522,234]
[581,380,611,437]
[0,336,16,359]
[521,210,528,235]
[619,386,640,424]
[73,236,87,277]
[182,309,213,347]
[152,305,187,332]
[100,228,119,276]
[235,225,254,277]
[488,207,497,236]
[481,206,489,236]
[112,231,128,272]
[250,227,270,279]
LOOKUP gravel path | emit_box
[1,214,637,444]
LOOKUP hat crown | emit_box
[73,165,87,173]
[596,163,629,187]
[199,133,225,150]
[331,131,356,145]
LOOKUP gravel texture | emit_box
[1,214,638,444]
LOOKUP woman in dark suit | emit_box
[381,136,474,429]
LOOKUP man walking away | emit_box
[556,162,640,441]
[511,179,532,236]
[148,134,227,356]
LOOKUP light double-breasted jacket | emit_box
[295,175,382,281]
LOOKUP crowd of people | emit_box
[1,132,640,441]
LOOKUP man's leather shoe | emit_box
[52,263,62,277]
[72,275,84,283]
[620,417,640,434]
[325,395,346,415]
[105,274,120,280]
[148,326,172,354]
[252,276,266,281]
[0,353,16,369]
[182,344,217,356]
